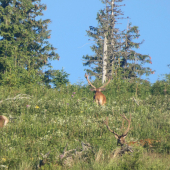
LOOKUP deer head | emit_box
[85,73,110,105]
[104,113,132,146]
[0,115,9,128]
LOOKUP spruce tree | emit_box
[43,69,70,88]
[83,0,153,82]
[0,0,59,86]
[120,22,153,79]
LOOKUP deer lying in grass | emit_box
[85,73,110,105]
[104,113,133,157]
[0,115,9,128]
[104,113,132,146]
[128,138,161,148]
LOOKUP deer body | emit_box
[93,90,106,105]
[85,73,110,105]
[0,115,9,128]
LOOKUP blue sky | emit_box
[41,0,170,85]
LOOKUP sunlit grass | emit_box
[0,79,170,169]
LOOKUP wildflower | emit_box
[149,56,152,60]
[164,89,167,92]
[67,103,69,105]
[35,105,39,109]
[73,92,76,94]
[60,154,64,159]
[71,95,74,97]
[149,61,152,64]
[2,158,6,162]
[152,71,155,74]
[26,105,30,108]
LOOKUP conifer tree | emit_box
[118,22,153,79]
[0,0,59,86]
[83,0,152,82]
[43,68,70,88]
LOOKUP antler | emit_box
[99,78,111,89]
[104,113,132,146]
[104,117,120,138]
[85,73,96,89]
[120,113,131,137]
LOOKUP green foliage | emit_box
[0,77,170,169]
[43,68,70,88]
[119,147,143,170]
[0,0,59,86]
[150,80,169,95]
[83,0,153,80]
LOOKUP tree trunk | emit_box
[102,34,107,84]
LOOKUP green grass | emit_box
[0,79,170,169]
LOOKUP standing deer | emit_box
[104,113,132,146]
[0,115,9,128]
[85,73,110,105]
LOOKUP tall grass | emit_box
[0,78,170,169]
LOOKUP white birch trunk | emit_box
[102,34,107,84]
[111,0,115,76]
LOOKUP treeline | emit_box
[0,0,69,88]
[0,0,169,91]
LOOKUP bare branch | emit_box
[133,97,139,105]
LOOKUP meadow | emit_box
[0,77,170,169]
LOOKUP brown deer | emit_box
[128,138,161,148]
[85,73,110,105]
[104,113,132,146]
[0,115,9,128]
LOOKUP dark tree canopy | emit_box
[0,0,61,87]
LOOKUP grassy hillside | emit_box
[0,79,170,169]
